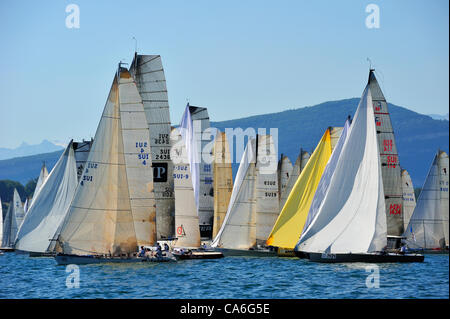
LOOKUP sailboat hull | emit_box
[0,248,15,253]
[298,252,424,263]
[55,254,176,265]
[215,248,277,257]
[173,250,224,260]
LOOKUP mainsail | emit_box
[211,138,257,249]
[0,197,3,245]
[130,54,174,240]
[171,128,201,248]
[401,169,416,231]
[404,151,449,249]
[212,131,233,239]
[266,128,332,249]
[279,149,310,209]
[369,70,404,237]
[1,189,24,248]
[278,155,293,200]
[73,140,93,181]
[15,141,78,253]
[57,67,156,256]
[296,87,387,254]
[255,135,279,246]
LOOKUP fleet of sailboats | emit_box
[0,55,439,265]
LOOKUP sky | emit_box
[0,0,448,148]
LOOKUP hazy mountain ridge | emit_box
[0,139,63,160]
[0,98,448,188]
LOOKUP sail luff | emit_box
[212,131,233,239]
[130,54,174,240]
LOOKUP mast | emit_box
[130,54,174,240]
[212,131,233,239]
[368,69,404,238]
[57,66,155,256]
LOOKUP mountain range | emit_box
[0,140,63,161]
[0,98,448,188]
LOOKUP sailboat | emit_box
[369,70,405,249]
[401,169,416,231]
[130,53,175,241]
[212,131,233,239]
[211,134,279,257]
[0,197,3,253]
[1,189,25,251]
[73,139,93,181]
[15,140,78,256]
[294,79,423,263]
[403,150,449,253]
[279,149,310,210]
[54,65,175,265]
[278,154,293,201]
[170,127,223,260]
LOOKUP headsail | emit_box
[279,149,310,209]
[57,67,155,256]
[171,128,201,248]
[369,70,404,236]
[130,54,174,240]
[404,151,449,249]
[15,141,78,253]
[212,131,233,239]
[296,87,387,254]
[401,169,416,231]
[30,163,49,208]
[211,138,257,249]
[266,128,332,249]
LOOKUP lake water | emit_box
[0,252,448,299]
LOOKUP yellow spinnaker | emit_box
[266,128,332,249]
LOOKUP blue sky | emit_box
[0,0,448,148]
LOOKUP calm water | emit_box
[0,252,448,299]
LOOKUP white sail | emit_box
[23,199,28,214]
[279,150,310,210]
[297,87,387,254]
[404,151,449,249]
[30,164,49,207]
[15,141,78,253]
[255,135,279,246]
[211,138,257,249]
[130,54,174,240]
[171,128,201,248]
[1,189,24,248]
[73,140,93,181]
[278,155,293,200]
[401,169,416,231]
[0,197,3,245]
[299,119,351,241]
[57,67,155,256]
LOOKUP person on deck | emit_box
[138,246,146,257]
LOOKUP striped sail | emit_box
[171,128,201,248]
[404,151,449,249]
[212,131,233,239]
[130,54,174,240]
[368,70,404,236]
[401,169,416,231]
[279,149,310,210]
[57,67,155,256]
